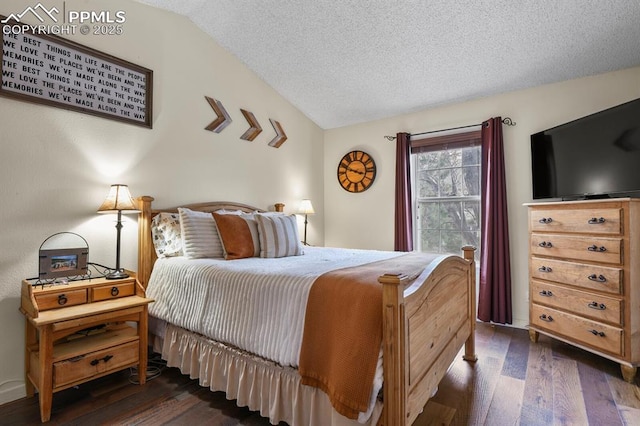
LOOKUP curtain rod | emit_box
[383,117,516,141]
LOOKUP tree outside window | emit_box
[413,145,481,258]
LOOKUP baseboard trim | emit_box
[475,318,528,330]
[0,382,26,406]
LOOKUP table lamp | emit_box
[298,199,315,246]
[97,184,139,279]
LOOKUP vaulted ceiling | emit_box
[136,0,640,129]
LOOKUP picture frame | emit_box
[1,16,153,128]
[39,248,89,280]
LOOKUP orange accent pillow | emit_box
[212,212,260,260]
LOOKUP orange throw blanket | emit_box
[299,252,439,419]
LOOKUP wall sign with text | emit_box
[1,17,153,128]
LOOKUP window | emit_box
[411,131,481,256]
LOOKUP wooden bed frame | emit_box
[136,196,477,425]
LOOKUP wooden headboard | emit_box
[136,196,273,288]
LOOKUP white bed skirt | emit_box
[158,323,382,426]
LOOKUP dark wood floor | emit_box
[3,323,639,425]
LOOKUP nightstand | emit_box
[20,274,153,422]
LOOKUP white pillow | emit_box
[151,212,183,257]
[255,213,303,258]
[178,207,224,259]
[216,209,244,215]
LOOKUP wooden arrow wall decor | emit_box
[240,109,262,141]
[268,118,288,148]
[204,96,232,133]
[203,97,288,148]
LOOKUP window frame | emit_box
[410,129,482,255]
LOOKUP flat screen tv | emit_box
[531,97,640,200]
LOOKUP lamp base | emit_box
[105,269,129,280]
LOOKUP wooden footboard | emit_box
[379,246,476,425]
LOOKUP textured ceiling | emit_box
[135,0,640,129]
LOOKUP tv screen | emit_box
[531,98,640,200]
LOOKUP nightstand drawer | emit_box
[53,340,139,388]
[91,280,135,301]
[35,289,87,311]
[531,280,622,325]
[530,257,622,294]
[530,208,622,235]
[531,304,623,356]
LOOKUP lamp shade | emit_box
[298,199,315,215]
[97,184,139,213]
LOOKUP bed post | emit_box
[462,246,478,362]
[136,196,154,288]
[379,272,408,426]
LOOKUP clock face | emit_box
[337,150,376,193]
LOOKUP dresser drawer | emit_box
[530,257,622,294]
[530,208,622,235]
[530,234,622,264]
[531,280,622,325]
[531,304,623,356]
[91,280,135,302]
[53,340,139,388]
[35,288,87,311]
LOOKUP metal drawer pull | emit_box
[90,355,114,366]
[589,329,605,337]
[587,245,607,252]
[587,274,607,283]
[538,266,553,273]
[538,241,553,248]
[539,314,553,322]
[588,217,606,224]
[587,301,606,310]
[539,290,553,297]
[539,217,553,224]
[110,286,120,297]
[57,294,68,305]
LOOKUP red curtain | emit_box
[394,132,413,251]
[478,117,512,324]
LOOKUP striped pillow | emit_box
[178,207,224,259]
[255,213,303,258]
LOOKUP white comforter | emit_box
[146,246,403,368]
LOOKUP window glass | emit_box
[413,145,481,257]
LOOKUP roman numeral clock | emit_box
[337,150,377,193]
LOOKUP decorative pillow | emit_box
[178,207,224,259]
[216,209,245,215]
[212,212,260,259]
[255,213,303,258]
[151,212,183,257]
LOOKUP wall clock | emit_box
[337,150,377,193]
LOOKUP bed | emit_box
[136,196,477,425]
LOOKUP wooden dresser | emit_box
[526,198,640,383]
[20,274,153,422]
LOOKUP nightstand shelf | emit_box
[20,275,153,422]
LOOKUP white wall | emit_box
[0,0,324,404]
[324,66,640,328]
